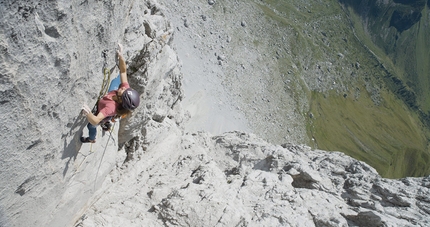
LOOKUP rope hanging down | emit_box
[92,63,118,189]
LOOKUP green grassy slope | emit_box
[258,0,430,178]
[308,90,430,178]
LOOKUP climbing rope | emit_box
[76,49,120,176]
[90,47,119,111]
[91,60,119,188]
[92,64,118,114]
[98,67,112,100]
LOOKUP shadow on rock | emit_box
[61,114,87,177]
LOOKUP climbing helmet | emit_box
[122,88,140,110]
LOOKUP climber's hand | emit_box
[117,42,128,83]
[81,104,92,116]
[117,43,123,57]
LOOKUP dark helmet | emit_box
[122,88,140,110]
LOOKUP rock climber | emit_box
[80,43,140,143]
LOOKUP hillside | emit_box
[337,0,430,177]
[158,0,430,178]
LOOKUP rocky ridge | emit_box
[78,131,430,226]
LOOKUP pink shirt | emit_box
[98,82,130,117]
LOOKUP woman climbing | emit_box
[80,43,140,143]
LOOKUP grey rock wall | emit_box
[0,0,183,226]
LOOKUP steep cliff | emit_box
[0,0,183,226]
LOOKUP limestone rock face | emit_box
[0,0,183,226]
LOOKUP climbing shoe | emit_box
[80,137,96,143]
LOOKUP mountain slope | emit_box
[332,0,430,177]
[160,0,430,178]
[246,0,430,178]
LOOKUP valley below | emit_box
[166,0,430,178]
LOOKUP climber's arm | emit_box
[86,112,105,126]
[81,105,105,125]
[117,43,128,84]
